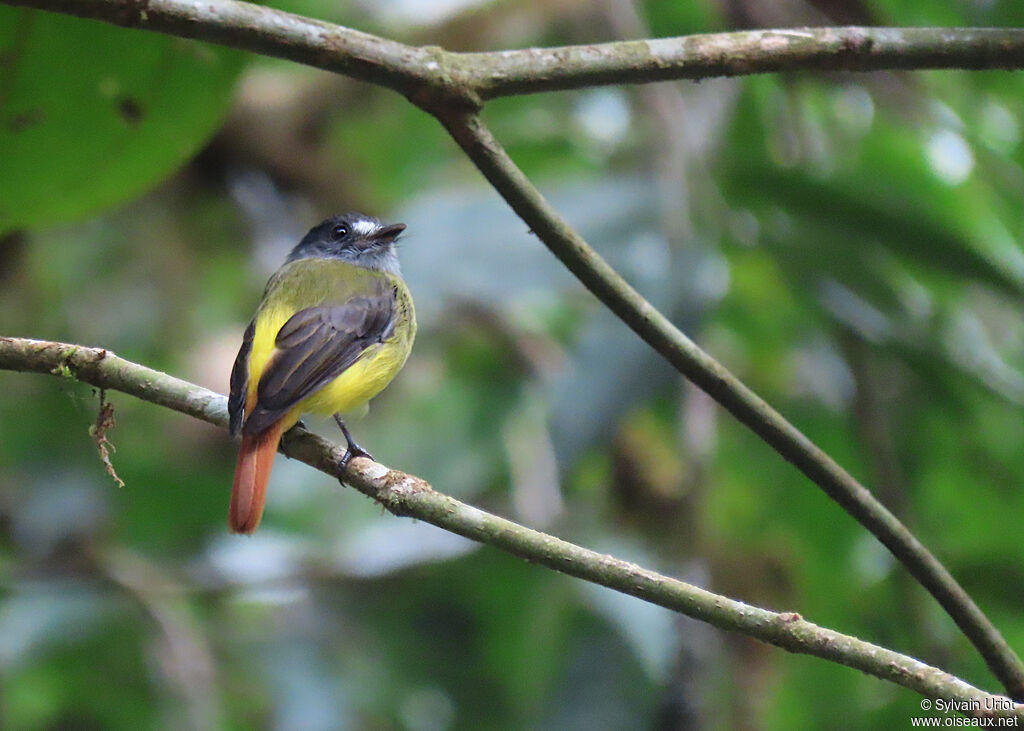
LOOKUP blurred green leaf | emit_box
[0,8,243,233]
[731,169,1024,298]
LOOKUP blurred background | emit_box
[3,0,1024,728]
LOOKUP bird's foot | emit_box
[334,415,374,472]
[339,442,373,470]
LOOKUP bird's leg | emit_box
[333,414,373,469]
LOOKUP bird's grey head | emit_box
[287,212,406,275]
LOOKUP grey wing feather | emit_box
[228,319,255,438]
[242,292,395,435]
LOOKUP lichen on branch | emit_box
[0,335,1020,716]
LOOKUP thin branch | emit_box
[101,549,222,728]
[6,0,1024,104]
[435,110,1024,698]
[463,26,1024,98]
[0,335,1020,716]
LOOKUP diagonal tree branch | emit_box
[0,335,1021,717]
[435,109,1024,698]
[5,0,1024,699]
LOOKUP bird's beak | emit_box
[370,223,406,244]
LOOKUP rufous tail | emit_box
[229,420,287,534]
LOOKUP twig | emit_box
[101,548,222,728]
[0,335,1020,715]
[89,390,125,488]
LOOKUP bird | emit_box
[227,212,416,534]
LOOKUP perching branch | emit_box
[0,335,1020,717]
[5,0,1024,699]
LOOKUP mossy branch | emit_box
[1,335,1021,717]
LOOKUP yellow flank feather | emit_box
[244,257,416,429]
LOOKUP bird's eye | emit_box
[332,224,349,239]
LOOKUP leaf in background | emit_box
[731,170,1024,298]
[0,8,243,233]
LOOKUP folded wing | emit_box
[231,288,396,437]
